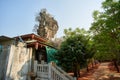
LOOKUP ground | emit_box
[78,62,120,80]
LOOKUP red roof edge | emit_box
[14,33,47,42]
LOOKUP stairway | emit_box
[34,61,74,80]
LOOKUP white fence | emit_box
[34,61,74,80]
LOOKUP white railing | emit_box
[36,64,49,79]
[53,65,73,80]
[34,61,74,80]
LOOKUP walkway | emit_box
[79,62,120,80]
[92,62,111,80]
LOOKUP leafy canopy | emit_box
[54,28,94,72]
[90,0,120,61]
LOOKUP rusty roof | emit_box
[0,36,13,42]
[14,33,47,42]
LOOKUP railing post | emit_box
[48,63,51,80]
[34,60,37,74]
[73,77,77,80]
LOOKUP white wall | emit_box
[5,42,32,80]
[0,45,10,80]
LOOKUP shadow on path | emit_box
[79,62,120,80]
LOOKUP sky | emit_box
[0,0,104,38]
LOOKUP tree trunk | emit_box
[86,64,89,72]
[91,58,94,68]
[73,68,78,80]
[113,59,119,72]
[73,67,77,77]
[73,64,80,80]
[77,69,80,77]
[91,62,94,68]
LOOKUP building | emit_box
[0,33,58,80]
[0,36,14,80]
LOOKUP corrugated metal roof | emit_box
[0,36,13,42]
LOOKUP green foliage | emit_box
[53,28,95,73]
[90,0,120,61]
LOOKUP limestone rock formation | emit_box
[36,9,59,40]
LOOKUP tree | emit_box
[53,28,95,78]
[90,0,120,72]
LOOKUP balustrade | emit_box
[34,61,74,80]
